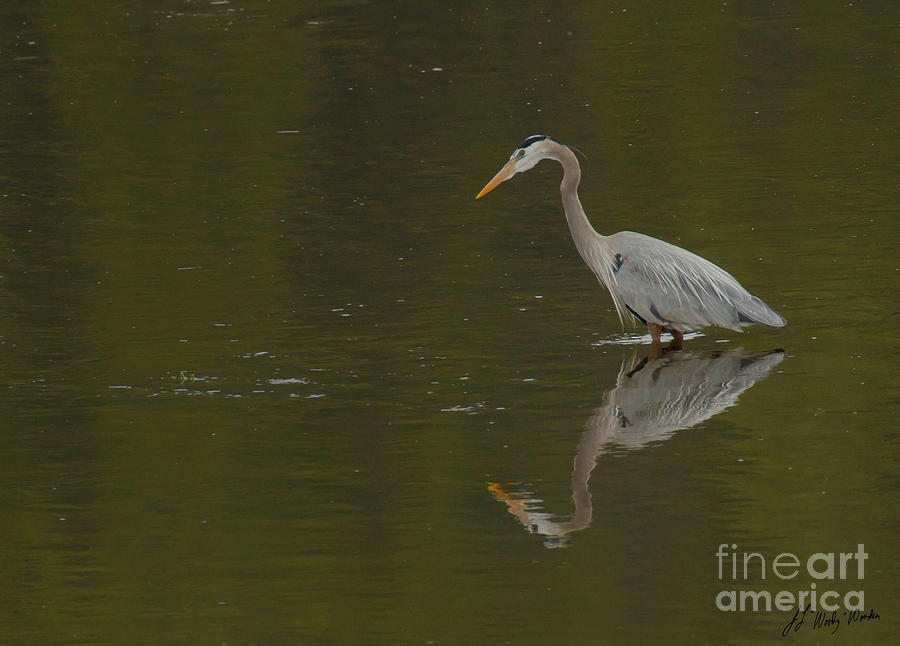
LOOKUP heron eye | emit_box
[517,150,525,157]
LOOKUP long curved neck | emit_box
[552,143,603,257]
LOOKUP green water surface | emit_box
[0,2,896,644]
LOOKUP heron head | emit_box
[475,134,560,199]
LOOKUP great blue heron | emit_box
[476,135,786,349]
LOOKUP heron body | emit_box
[476,135,785,347]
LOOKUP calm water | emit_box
[1,2,897,644]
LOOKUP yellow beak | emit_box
[475,159,517,199]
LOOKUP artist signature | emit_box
[782,605,880,637]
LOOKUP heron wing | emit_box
[605,231,785,331]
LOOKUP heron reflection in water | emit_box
[477,136,785,354]
[488,349,785,548]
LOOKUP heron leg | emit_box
[647,324,663,358]
[648,323,683,356]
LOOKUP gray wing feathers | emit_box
[605,231,785,331]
